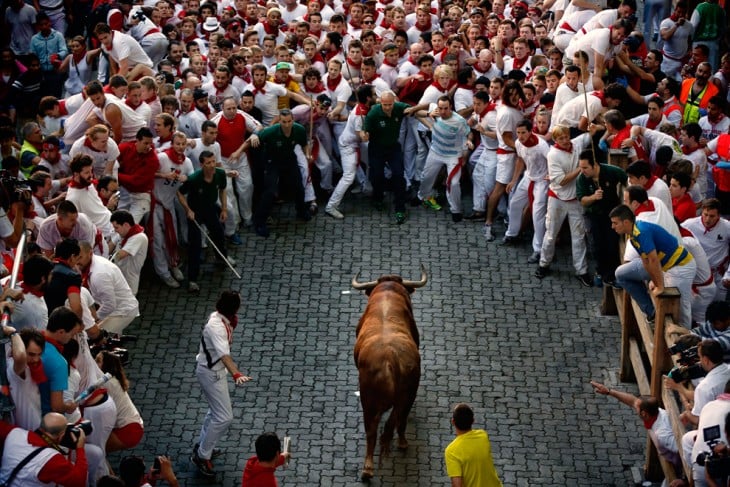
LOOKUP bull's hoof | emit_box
[361,468,374,482]
[397,438,408,451]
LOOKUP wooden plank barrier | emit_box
[613,285,691,483]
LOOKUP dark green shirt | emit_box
[363,102,410,147]
[258,122,307,159]
[576,164,627,215]
[179,167,227,210]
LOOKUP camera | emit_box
[668,363,706,382]
[89,330,136,365]
[669,343,700,366]
[132,9,146,21]
[59,420,93,449]
[0,171,32,210]
[697,425,730,479]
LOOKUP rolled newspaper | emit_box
[283,436,291,466]
[74,373,112,404]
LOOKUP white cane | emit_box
[191,219,241,279]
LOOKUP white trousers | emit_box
[692,282,717,324]
[196,364,233,461]
[223,154,253,234]
[539,196,588,274]
[327,143,358,211]
[418,152,463,213]
[152,203,177,279]
[506,178,549,253]
[119,191,151,225]
[472,148,497,212]
[82,394,117,457]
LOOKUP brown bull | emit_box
[352,266,427,481]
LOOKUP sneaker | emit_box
[409,195,422,207]
[194,443,222,459]
[162,275,180,288]
[171,267,184,282]
[191,452,216,478]
[255,225,270,238]
[422,196,442,211]
[577,273,593,287]
[325,207,344,219]
[527,251,540,264]
[535,266,551,279]
[483,224,495,242]
[188,281,200,293]
[466,211,486,221]
[395,211,407,224]
[350,184,362,194]
[228,234,243,245]
[500,235,519,246]
[362,181,373,196]
[451,212,463,223]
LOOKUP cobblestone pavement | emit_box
[111,192,645,487]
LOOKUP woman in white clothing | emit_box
[60,36,102,96]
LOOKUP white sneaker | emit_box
[171,266,184,281]
[325,207,344,219]
[188,281,200,293]
[162,276,180,288]
[483,224,494,242]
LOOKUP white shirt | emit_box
[546,133,591,200]
[693,364,730,416]
[154,152,194,210]
[516,137,550,182]
[186,139,222,172]
[86,255,140,320]
[112,230,147,295]
[196,311,233,370]
[242,81,287,126]
[565,27,620,72]
[66,184,113,238]
[682,216,730,278]
[69,137,120,179]
[102,31,153,69]
[691,396,730,466]
[495,105,523,152]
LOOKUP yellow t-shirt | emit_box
[444,429,502,487]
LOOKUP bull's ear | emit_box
[365,288,374,296]
[405,287,415,294]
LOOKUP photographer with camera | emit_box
[665,340,730,427]
[0,412,88,486]
[119,454,180,487]
[668,301,730,363]
[681,380,730,486]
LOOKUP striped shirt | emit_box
[692,322,730,363]
[430,113,469,158]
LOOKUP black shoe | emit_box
[500,235,519,246]
[297,209,312,221]
[372,200,385,211]
[191,450,216,478]
[255,225,270,238]
[603,277,620,288]
[410,195,422,207]
[535,266,551,279]
[451,212,463,223]
[577,273,593,287]
[466,211,486,221]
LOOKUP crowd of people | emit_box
[0,0,729,483]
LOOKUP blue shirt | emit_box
[630,220,693,271]
[40,341,69,415]
[30,29,67,72]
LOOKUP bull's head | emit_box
[351,265,428,293]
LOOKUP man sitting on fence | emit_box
[610,204,696,327]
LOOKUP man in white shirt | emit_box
[683,199,730,300]
[65,155,114,241]
[93,23,154,81]
[110,210,148,295]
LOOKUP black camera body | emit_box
[669,343,700,367]
[696,425,730,479]
[60,420,93,449]
[668,363,706,382]
[132,9,146,21]
[0,172,32,210]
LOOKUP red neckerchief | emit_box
[311,52,326,64]
[362,73,380,83]
[512,55,529,70]
[179,104,195,114]
[158,133,173,145]
[181,33,199,43]
[58,100,68,116]
[521,133,539,147]
[307,82,326,94]
[327,74,342,92]
[346,57,361,69]
[325,49,341,62]
[703,218,719,233]
[382,58,398,67]
[28,361,48,384]
[348,20,361,30]
[263,20,279,35]
[478,102,497,118]
[709,113,726,124]
[457,83,472,91]
[197,104,211,117]
[43,333,64,354]
[68,178,97,189]
[363,47,374,57]
[355,102,370,116]
[20,282,43,298]
[237,69,252,84]
[121,224,145,247]
[146,93,158,104]
[430,80,448,91]
[610,125,632,149]
[415,18,432,31]
[634,199,656,216]
[643,414,659,429]
[252,83,266,96]
[591,91,607,107]
[643,175,658,190]
[164,148,185,164]
[125,98,142,110]
[554,142,573,153]
[670,12,681,22]
[682,144,700,155]
[646,116,661,130]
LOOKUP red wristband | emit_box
[233,373,244,381]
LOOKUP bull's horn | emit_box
[351,271,378,290]
[402,264,428,288]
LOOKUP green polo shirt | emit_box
[258,122,307,158]
[179,167,227,210]
[363,102,410,148]
[576,164,627,215]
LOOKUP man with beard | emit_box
[681,62,720,125]
[565,19,631,90]
[65,155,114,241]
